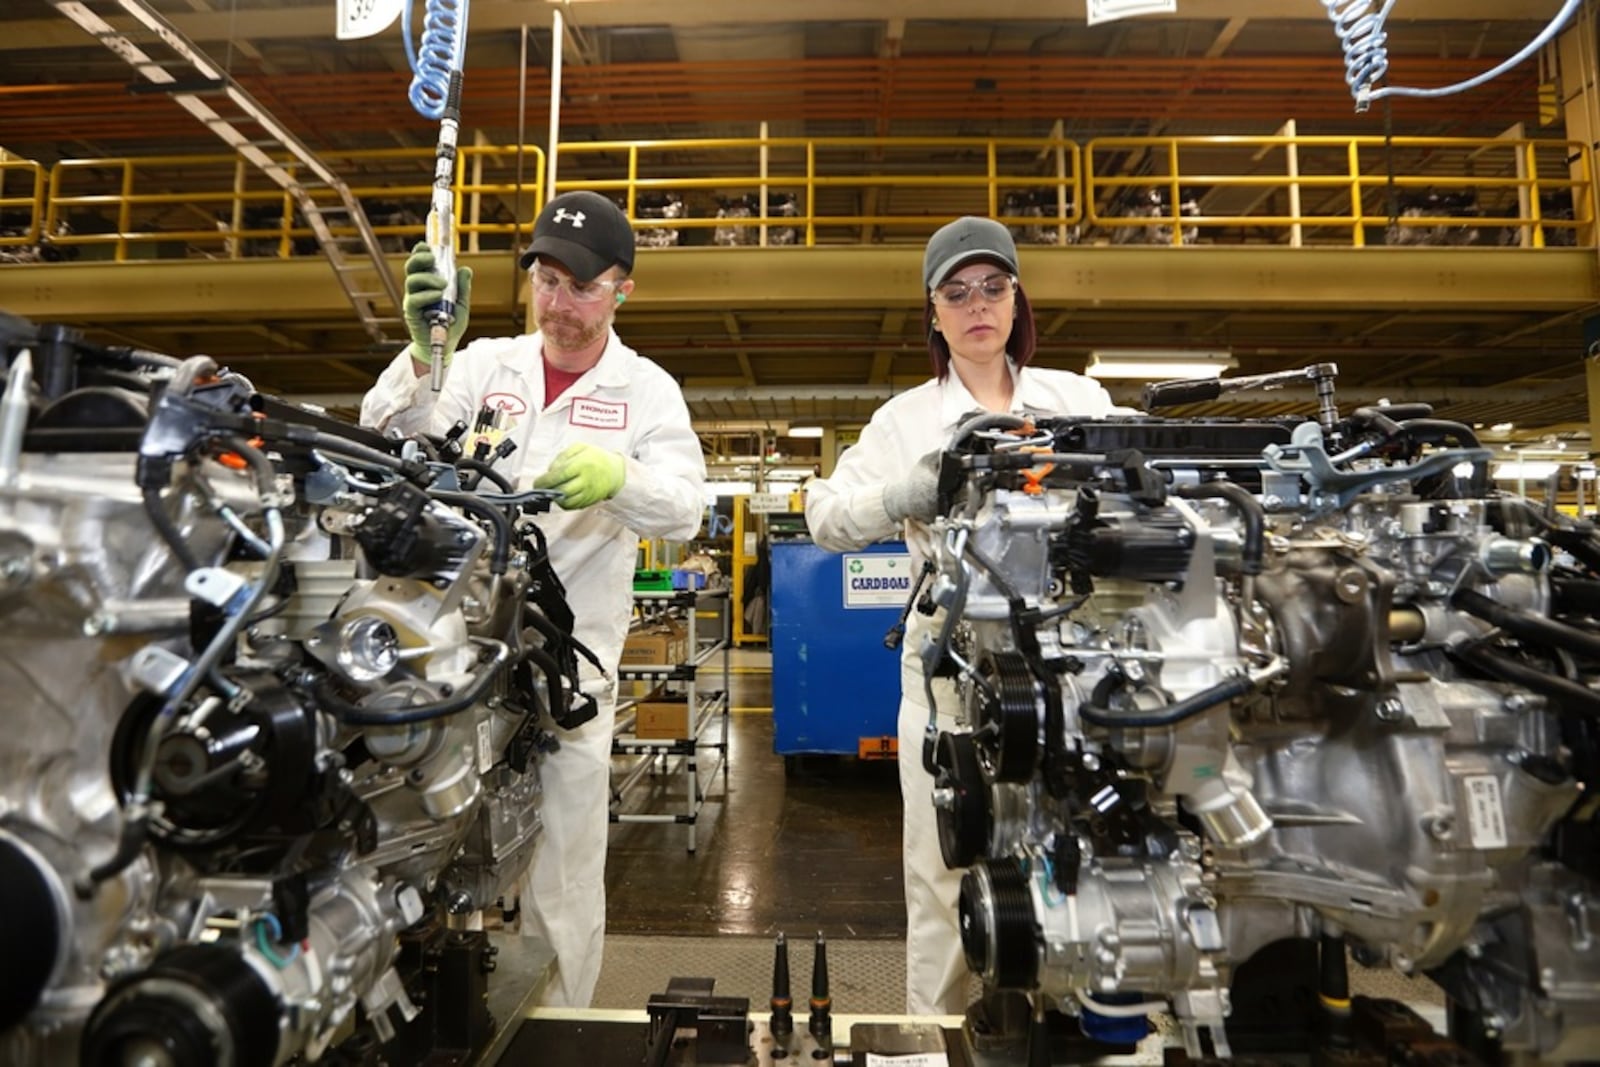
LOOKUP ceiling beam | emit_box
[1205,17,1249,59]
[2,2,1558,53]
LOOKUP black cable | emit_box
[1453,588,1600,662]
[306,431,413,475]
[947,411,1027,451]
[456,457,515,493]
[1079,673,1253,729]
[1552,577,1600,617]
[1395,418,1481,450]
[218,434,275,492]
[1447,640,1600,719]
[85,816,149,888]
[1175,480,1263,575]
[315,642,518,726]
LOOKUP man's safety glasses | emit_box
[529,261,621,304]
[930,272,1018,308]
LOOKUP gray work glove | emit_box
[402,241,473,367]
[883,449,941,524]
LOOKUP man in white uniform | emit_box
[804,217,1123,1015]
[361,190,707,1008]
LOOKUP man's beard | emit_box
[537,309,609,352]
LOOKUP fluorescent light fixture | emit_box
[1491,460,1560,481]
[1084,349,1236,381]
[1578,465,1598,481]
[1490,422,1515,433]
[788,425,825,439]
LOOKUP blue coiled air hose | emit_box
[1325,0,1581,112]
[402,0,469,121]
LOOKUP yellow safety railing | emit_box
[42,146,546,262]
[5,134,1597,262]
[552,136,1082,247]
[0,158,47,252]
[1082,135,1594,248]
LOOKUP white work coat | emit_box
[805,361,1120,566]
[361,329,706,1008]
[803,359,1119,1015]
[362,329,707,677]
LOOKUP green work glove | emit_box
[402,241,473,366]
[534,442,627,510]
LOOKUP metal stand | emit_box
[611,588,731,853]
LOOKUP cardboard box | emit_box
[635,695,692,739]
[620,618,687,666]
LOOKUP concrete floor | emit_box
[605,650,908,940]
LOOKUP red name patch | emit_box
[569,397,628,430]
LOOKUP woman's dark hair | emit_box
[922,282,1037,381]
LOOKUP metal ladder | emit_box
[49,0,406,345]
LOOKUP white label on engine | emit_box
[865,1056,948,1066]
[476,719,494,775]
[842,552,915,608]
[1464,775,1508,849]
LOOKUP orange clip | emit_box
[1020,461,1056,495]
[1016,447,1056,494]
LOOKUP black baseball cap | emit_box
[518,191,636,281]
[922,216,1020,290]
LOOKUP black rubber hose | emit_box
[1348,405,1404,437]
[315,642,516,725]
[519,642,567,724]
[428,489,512,574]
[306,431,413,475]
[1175,480,1264,575]
[1453,587,1600,662]
[142,486,202,573]
[1078,672,1253,729]
[1447,640,1600,718]
[86,816,149,887]
[947,411,1027,451]
[1395,418,1482,450]
[456,458,514,494]
[218,434,276,494]
[1552,577,1600,618]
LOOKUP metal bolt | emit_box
[1081,752,1101,772]
[1375,698,1404,723]
[930,786,956,811]
[1425,813,1454,841]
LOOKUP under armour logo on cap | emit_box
[519,190,636,279]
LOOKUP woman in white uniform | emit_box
[803,216,1121,1015]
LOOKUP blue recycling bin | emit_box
[770,538,910,758]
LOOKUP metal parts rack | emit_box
[611,587,731,853]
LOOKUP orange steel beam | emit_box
[0,55,1536,149]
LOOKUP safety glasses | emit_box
[930,272,1018,308]
[529,260,621,304]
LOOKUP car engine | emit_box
[0,317,591,1065]
[920,364,1600,1063]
